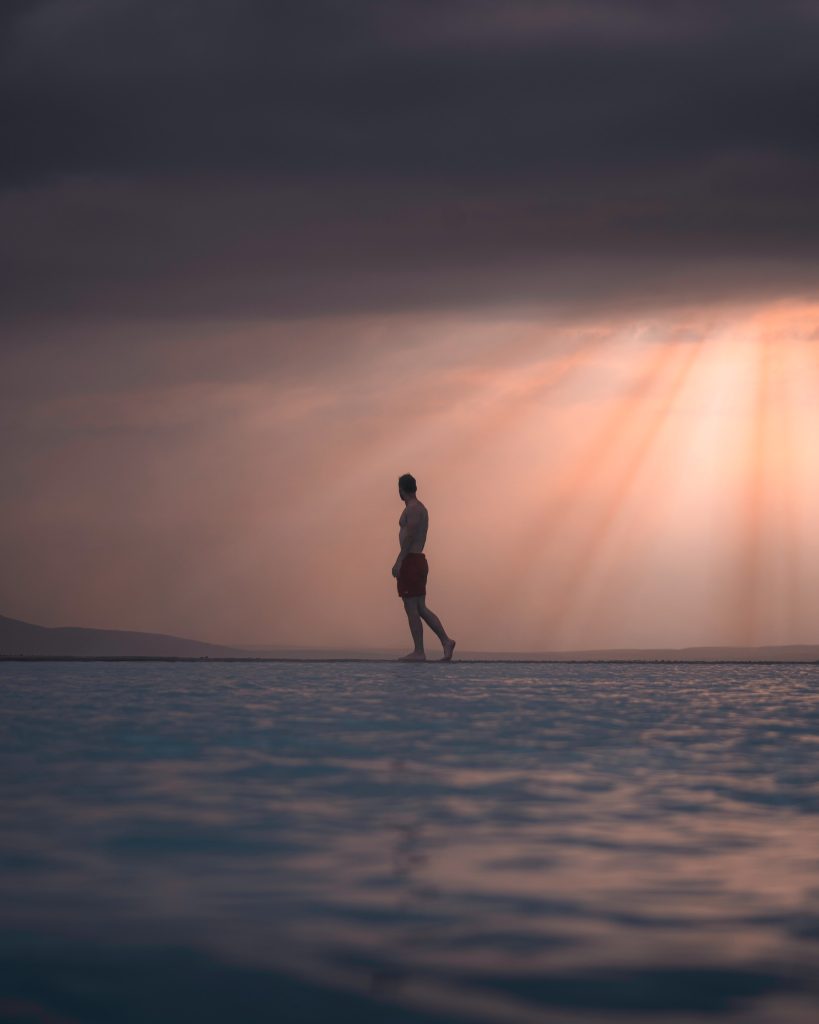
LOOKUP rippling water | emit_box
[1,661,818,1023]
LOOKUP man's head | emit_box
[398,473,417,501]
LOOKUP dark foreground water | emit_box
[1,661,818,1024]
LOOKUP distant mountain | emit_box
[0,614,245,658]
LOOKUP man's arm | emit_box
[392,504,422,576]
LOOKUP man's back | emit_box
[399,498,429,553]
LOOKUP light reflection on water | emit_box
[1,661,818,1023]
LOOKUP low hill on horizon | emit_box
[0,614,245,658]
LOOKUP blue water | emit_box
[1,661,818,1023]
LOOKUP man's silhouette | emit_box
[392,473,456,662]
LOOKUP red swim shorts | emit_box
[397,553,428,598]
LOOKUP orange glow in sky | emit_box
[3,298,819,652]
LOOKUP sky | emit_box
[2,0,819,651]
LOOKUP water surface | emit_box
[1,661,818,1023]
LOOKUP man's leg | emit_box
[399,596,426,661]
[419,598,456,661]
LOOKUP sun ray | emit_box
[436,324,615,470]
[767,331,808,643]
[547,336,705,639]
[485,334,689,639]
[734,330,773,644]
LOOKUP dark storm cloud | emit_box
[2,0,818,321]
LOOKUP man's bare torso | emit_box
[399,498,429,553]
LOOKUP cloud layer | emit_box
[2,0,818,321]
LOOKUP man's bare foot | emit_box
[441,639,456,662]
[398,651,426,662]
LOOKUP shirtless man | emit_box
[392,473,456,662]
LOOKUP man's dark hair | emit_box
[398,473,417,494]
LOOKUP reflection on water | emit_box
[1,661,818,1023]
